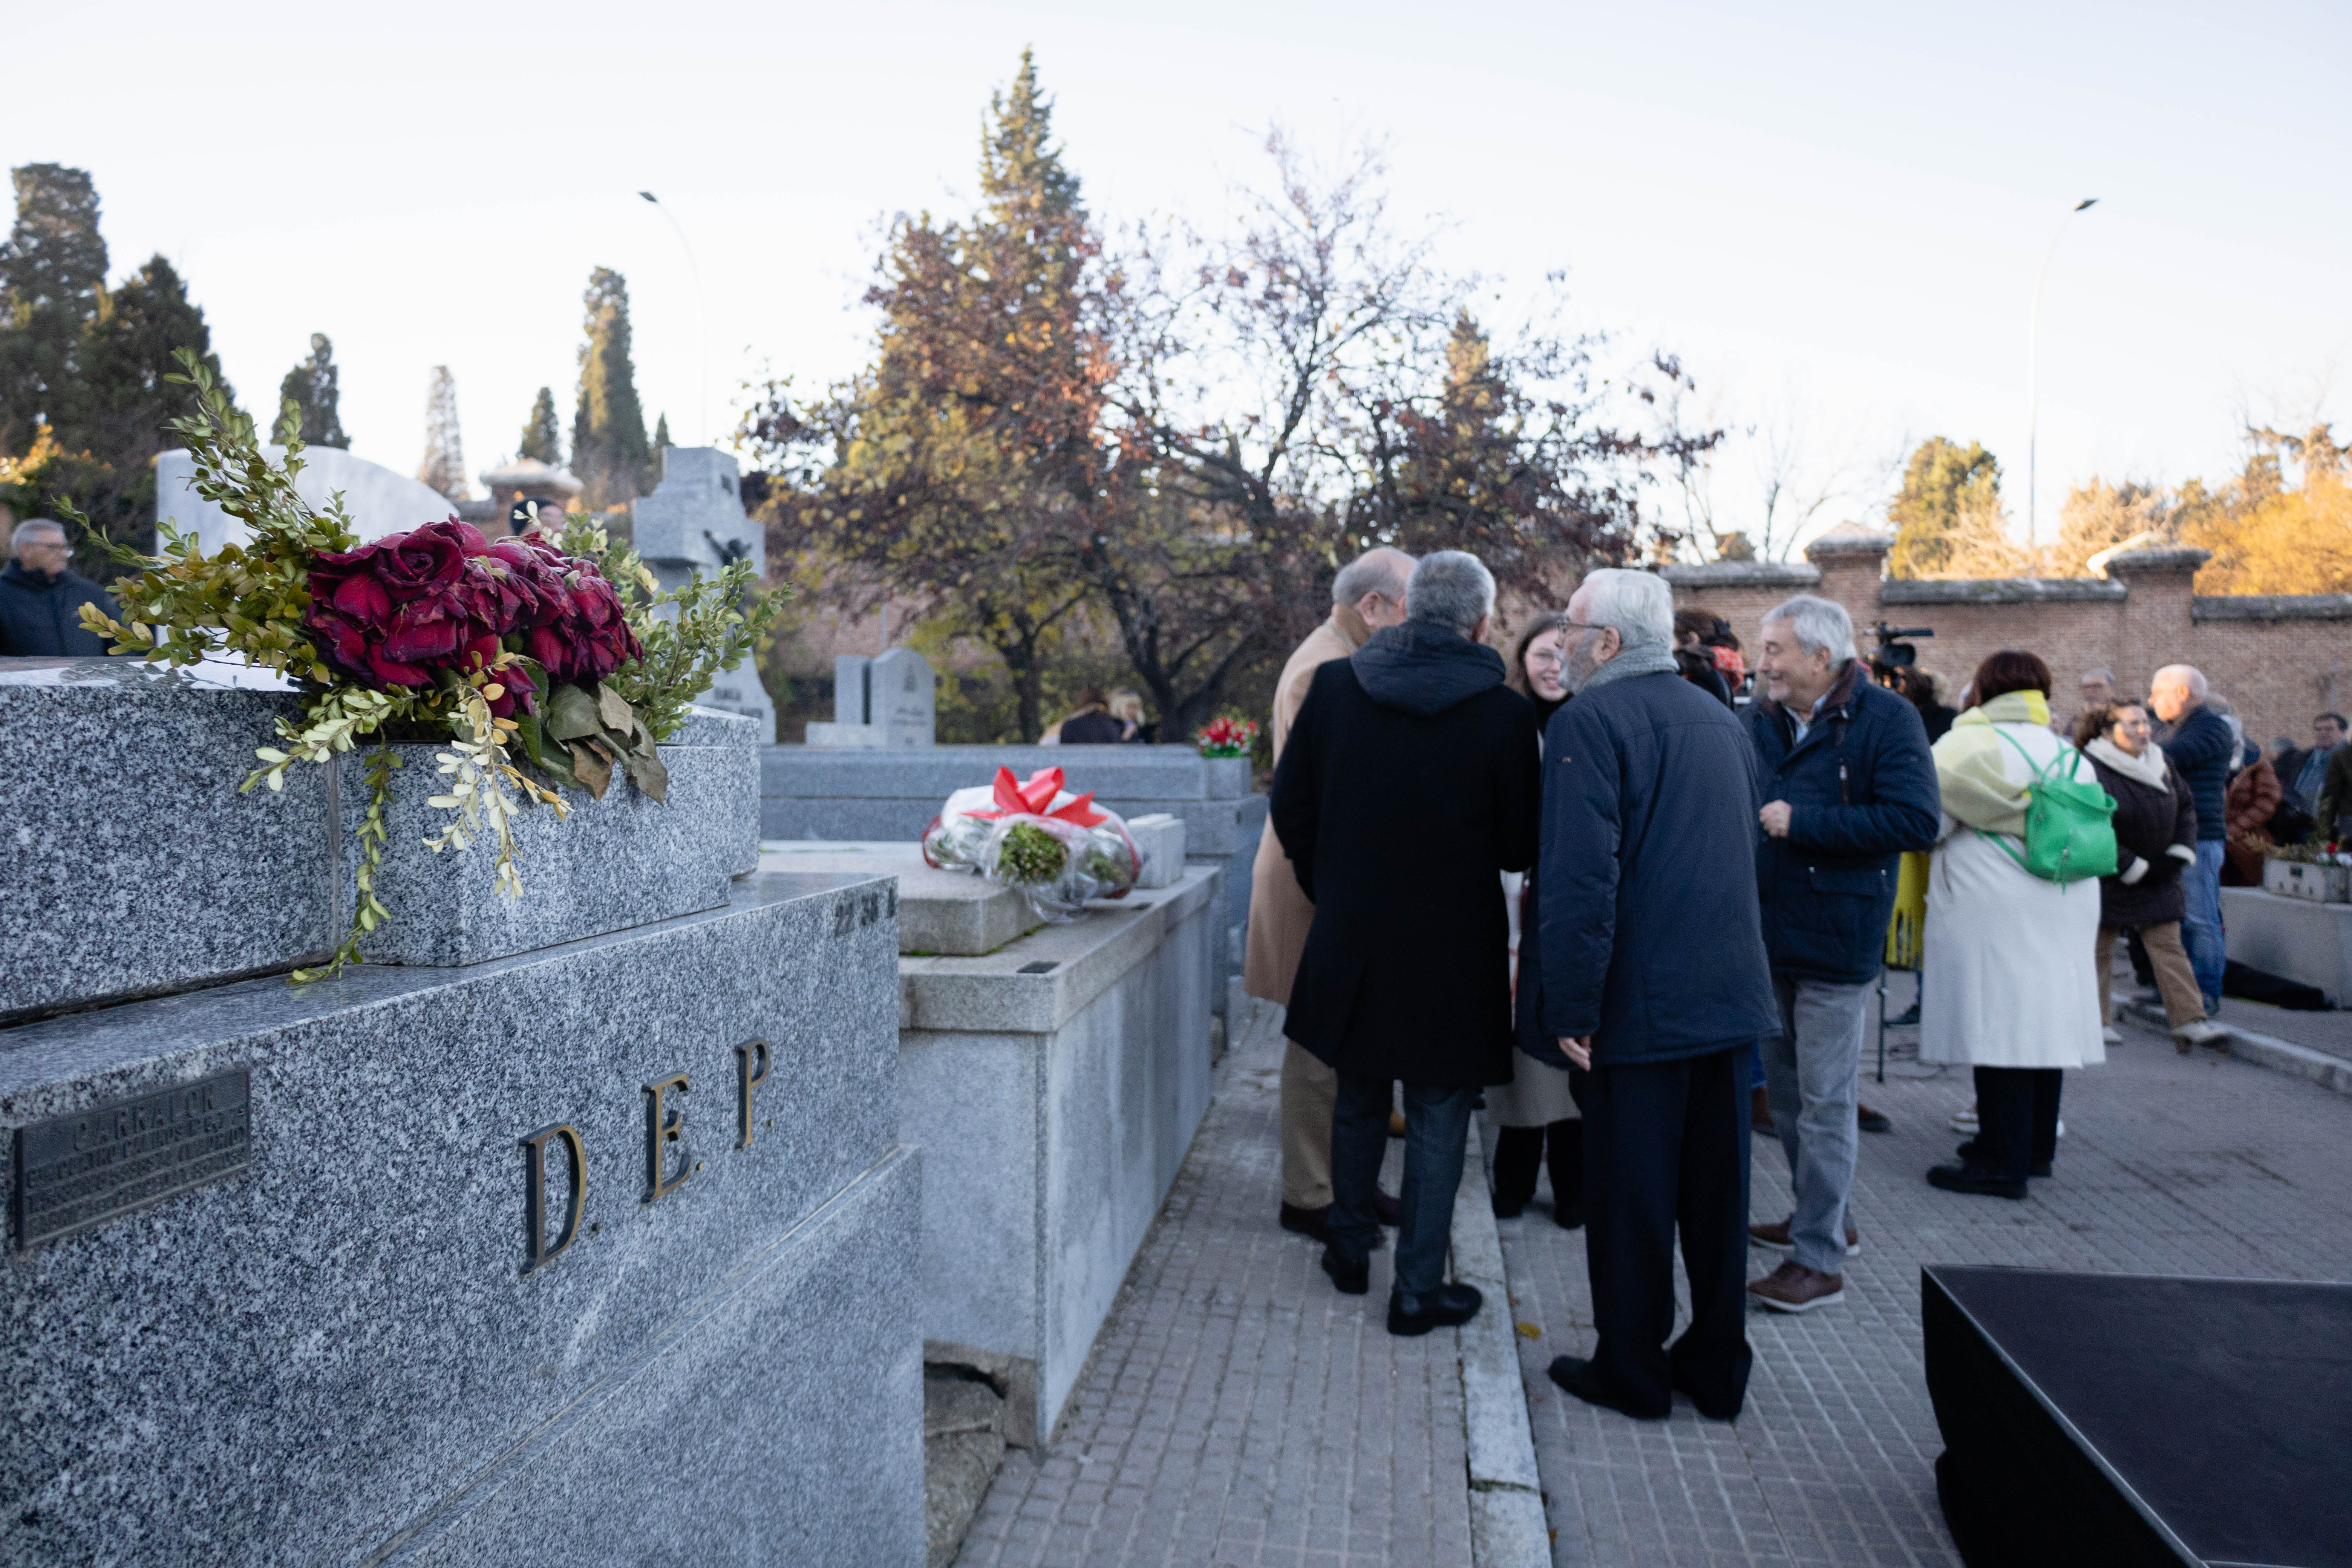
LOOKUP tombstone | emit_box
[806,649,933,747]
[871,647,936,746]
[632,446,779,743]
[157,446,459,557]
[0,660,922,1563]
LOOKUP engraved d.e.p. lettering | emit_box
[735,1041,771,1149]
[518,1124,586,1274]
[643,1073,692,1203]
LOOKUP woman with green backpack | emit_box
[1919,651,2114,1200]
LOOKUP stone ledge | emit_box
[1656,561,1820,590]
[1882,577,2128,605]
[1452,1119,1550,1568]
[2192,593,2352,623]
[897,867,1219,1034]
[759,841,1039,956]
[2119,997,2352,1099]
[2101,545,2210,573]
[1804,530,1895,559]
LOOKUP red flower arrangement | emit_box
[1195,715,1259,758]
[302,518,642,715]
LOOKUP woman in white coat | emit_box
[1920,650,2105,1200]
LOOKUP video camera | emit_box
[1868,622,1934,683]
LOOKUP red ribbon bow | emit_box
[971,766,1108,828]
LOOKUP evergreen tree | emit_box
[518,385,562,465]
[652,411,670,453]
[0,163,109,456]
[416,366,469,500]
[1887,436,2003,579]
[571,267,652,507]
[277,332,349,449]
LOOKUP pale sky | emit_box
[10,0,2348,556]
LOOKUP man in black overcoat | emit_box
[1270,550,1539,1337]
[1525,568,1779,1421]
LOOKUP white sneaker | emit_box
[1949,1107,1978,1133]
[2101,1026,2124,1044]
[2174,1020,2229,1047]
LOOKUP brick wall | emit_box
[1660,535,2352,746]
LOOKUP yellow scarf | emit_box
[1932,691,2051,835]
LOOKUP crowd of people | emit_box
[1245,545,2331,1422]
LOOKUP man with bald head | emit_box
[1248,547,1414,1242]
[2152,663,2232,1016]
[0,519,118,657]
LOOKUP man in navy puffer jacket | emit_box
[1743,596,1939,1316]
[2152,664,2233,1013]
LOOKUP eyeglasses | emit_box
[1527,648,1565,668]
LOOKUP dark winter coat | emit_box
[2083,747,2197,928]
[1744,662,1942,985]
[1675,648,1733,707]
[1057,709,1126,744]
[1271,622,1540,1088]
[2159,705,2234,843]
[0,561,116,657]
[1523,669,1778,1069]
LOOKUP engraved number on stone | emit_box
[735,1040,771,1149]
[519,1124,587,1274]
[643,1073,693,1203]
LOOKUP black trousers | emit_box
[1972,1066,2063,1181]
[1582,1047,1752,1417]
[1492,1119,1583,1213]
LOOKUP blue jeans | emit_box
[2180,841,2226,1006]
[1331,1074,1473,1298]
[1761,974,1872,1275]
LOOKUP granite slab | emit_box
[0,870,915,1566]
[759,841,1039,956]
[0,658,334,1024]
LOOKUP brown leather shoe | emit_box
[1748,1259,1844,1314]
[1746,1216,1860,1254]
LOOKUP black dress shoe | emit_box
[1374,1187,1403,1227]
[1955,1140,2050,1178]
[1857,1103,1893,1134]
[1553,1197,1586,1231]
[1927,1162,2029,1200]
[1491,1193,1527,1220]
[1321,1246,1369,1295]
[1279,1202,1331,1242]
[1669,1366,1742,1422]
[1546,1355,1668,1420]
[1388,1282,1482,1336]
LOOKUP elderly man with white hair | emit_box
[1739,595,1939,1314]
[1522,568,1778,1422]
[2150,663,2233,1015]
[0,518,118,657]
[1270,549,1539,1336]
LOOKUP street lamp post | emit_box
[637,191,710,447]
[2026,197,2098,557]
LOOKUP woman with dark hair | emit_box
[1919,651,2105,1199]
[1672,608,1735,707]
[1054,687,1125,745]
[2074,700,2220,1051]
[1491,613,1582,1225]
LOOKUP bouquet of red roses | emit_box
[1195,715,1259,759]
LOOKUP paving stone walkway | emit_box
[1502,1005,2352,1567]
[955,997,1473,1568]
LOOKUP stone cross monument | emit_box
[632,446,779,742]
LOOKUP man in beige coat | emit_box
[1246,547,1414,1240]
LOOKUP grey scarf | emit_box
[1573,640,1679,694]
[2086,735,2170,791]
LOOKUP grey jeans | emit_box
[1760,973,1873,1276]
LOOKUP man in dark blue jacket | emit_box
[2152,664,2231,1014]
[1527,569,1778,1423]
[1742,596,1939,1315]
[0,519,117,657]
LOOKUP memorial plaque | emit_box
[11,1069,251,1249]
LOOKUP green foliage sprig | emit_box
[554,514,787,742]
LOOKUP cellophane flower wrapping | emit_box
[920,768,1142,922]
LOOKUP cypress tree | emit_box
[652,411,670,453]
[518,385,562,465]
[276,332,349,449]
[416,366,469,500]
[570,267,651,507]
[0,163,109,456]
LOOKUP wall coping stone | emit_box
[2101,545,2211,574]
[2192,593,2352,622]
[759,841,1038,956]
[1804,531,1896,559]
[1656,560,1821,589]
[898,867,1219,1034]
[1882,577,2127,605]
